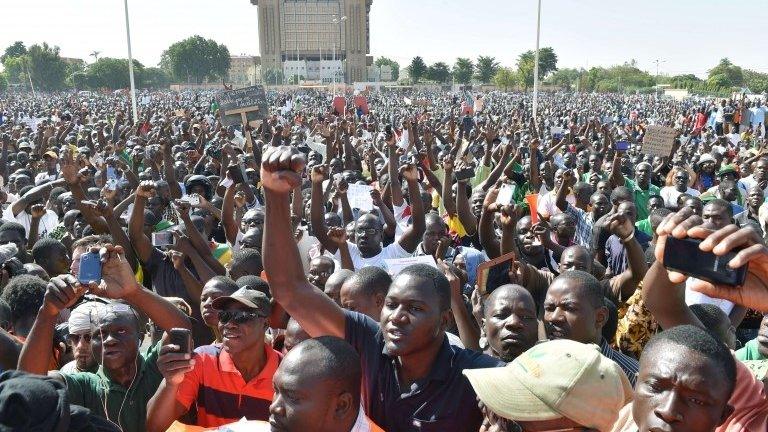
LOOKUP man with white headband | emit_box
[59,300,103,374]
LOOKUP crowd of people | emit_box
[0,86,766,431]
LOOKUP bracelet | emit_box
[620,231,635,244]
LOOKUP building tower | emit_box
[251,0,372,84]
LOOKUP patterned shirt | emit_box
[565,203,595,249]
[600,338,639,387]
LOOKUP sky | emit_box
[1,0,766,79]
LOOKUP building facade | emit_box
[250,0,372,84]
[227,55,262,87]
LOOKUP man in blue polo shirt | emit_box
[261,145,504,432]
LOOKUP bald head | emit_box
[324,269,354,306]
[280,336,361,405]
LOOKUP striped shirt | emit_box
[565,203,595,249]
[600,338,639,387]
[176,344,281,427]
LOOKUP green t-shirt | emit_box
[63,341,163,432]
[581,171,608,183]
[736,339,768,361]
[635,218,653,237]
[624,177,660,221]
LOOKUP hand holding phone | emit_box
[663,237,747,286]
[78,251,102,284]
[168,328,192,355]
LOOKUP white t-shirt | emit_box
[685,278,734,315]
[2,208,59,239]
[537,191,575,219]
[334,241,411,271]
[660,186,700,208]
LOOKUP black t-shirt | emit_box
[344,311,504,432]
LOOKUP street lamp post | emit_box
[332,15,347,95]
[123,0,138,123]
[532,0,542,120]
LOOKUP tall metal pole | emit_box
[123,0,138,123]
[532,0,542,120]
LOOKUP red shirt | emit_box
[176,344,281,427]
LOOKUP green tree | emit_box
[161,35,230,84]
[1,41,26,63]
[546,68,580,90]
[374,57,400,81]
[744,69,768,94]
[517,47,558,89]
[475,56,500,84]
[452,58,474,85]
[84,58,145,90]
[27,43,67,91]
[263,68,284,85]
[707,73,731,90]
[407,56,427,83]
[493,68,517,92]
[142,67,171,89]
[1,56,27,84]
[426,62,451,84]
[707,58,743,88]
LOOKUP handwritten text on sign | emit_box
[643,125,677,157]
[216,86,268,127]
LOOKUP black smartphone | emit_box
[78,252,102,284]
[227,164,245,184]
[663,237,748,286]
[168,328,192,354]
[454,167,476,182]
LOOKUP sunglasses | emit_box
[66,333,92,345]
[218,310,263,325]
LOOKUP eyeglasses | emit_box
[355,228,381,236]
[66,333,92,345]
[218,310,263,325]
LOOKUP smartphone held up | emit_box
[663,237,748,287]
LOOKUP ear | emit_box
[333,392,354,420]
[718,404,735,427]
[374,293,385,309]
[594,305,608,330]
[440,309,452,332]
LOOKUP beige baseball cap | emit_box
[463,339,632,432]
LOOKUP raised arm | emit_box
[310,166,338,254]
[262,145,346,338]
[397,164,427,253]
[441,157,458,217]
[606,213,648,303]
[479,186,502,259]
[222,183,240,246]
[609,150,625,189]
[128,181,157,264]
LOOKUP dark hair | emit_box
[348,266,392,298]
[310,256,335,273]
[235,275,271,298]
[0,275,47,327]
[230,248,263,275]
[690,303,732,345]
[705,198,733,218]
[648,194,664,204]
[31,238,67,268]
[289,336,362,406]
[397,264,450,311]
[0,298,11,330]
[208,276,239,294]
[610,186,633,205]
[553,270,605,308]
[0,222,26,239]
[649,208,673,232]
[643,325,736,396]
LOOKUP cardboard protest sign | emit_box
[332,96,346,115]
[642,125,677,157]
[354,95,369,114]
[385,255,438,276]
[216,86,268,128]
[346,184,374,211]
